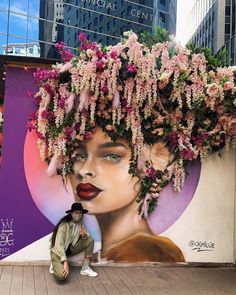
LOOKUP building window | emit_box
[209,16,211,26]
[160,0,166,6]
[225,23,230,34]
[94,17,98,25]
[225,6,231,16]
[225,34,230,42]
[67,17,71,25]
[212,11,215,21]
[76,10,79,19]
[67,39,71,46]
[159,12,166,24]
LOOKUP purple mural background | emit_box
[0,67,53,259]
[0,66,201,261]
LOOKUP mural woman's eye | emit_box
[76,154,87,162]
[101,153,122,163]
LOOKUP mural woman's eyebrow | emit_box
[98,142,128,149]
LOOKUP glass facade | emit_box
[190,1,216,53]
[188,0,236,64]
[0,0,177,60]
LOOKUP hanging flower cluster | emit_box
[28,31,236,218]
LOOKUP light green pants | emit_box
[50,236,94,280]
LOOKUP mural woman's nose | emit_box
[78,158,96,179]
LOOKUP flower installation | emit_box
[28,31,236,218]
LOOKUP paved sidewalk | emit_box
[0,265,236,295]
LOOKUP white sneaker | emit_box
[49,263,54,274]
[80,266,98,277]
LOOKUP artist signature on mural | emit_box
[0,219,14,257]
[189,240,215,252]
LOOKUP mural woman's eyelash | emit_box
[101,153,122,163]
[76,154,87,161]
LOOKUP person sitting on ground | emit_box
[49,202,98,280]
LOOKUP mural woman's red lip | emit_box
[76,183,102,200]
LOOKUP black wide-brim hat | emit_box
[65,202,88,214]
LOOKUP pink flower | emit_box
[150,143,170,172]
[168,132,179,148]
[78,32,87,43]
[36,131,44,140]
[232,86,236,93]
[66,92,76,114]
[59,61,73,73]
[113,89,120,108]
[55,41,65,52]
[127,64,137,73]
[43,83,54,97]
[146,167,157,179]
[84,131,93,139]
[79,90,90,110]
[137,143,170,172]
[58,98,65,108]
[90,42,98,50]
[41,110,54,122]
[180,149,195,160]
[64,126,73,140]
[206,83,219,97]
[101,84,108,93]
[223,81,234,91]
[55,41,74,61]
[96,60,105,71]
[96,50,103,59]
[110,50,118,59]
[126,106,133,113]
[61,50,74,62]
[219,114,236,136]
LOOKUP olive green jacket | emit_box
[51,221,88,262]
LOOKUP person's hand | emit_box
[80,226,88,239]
[63,260,69,277]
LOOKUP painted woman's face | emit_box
[69,128,140,214]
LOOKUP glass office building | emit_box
[186,0,236,64]
[0,0,177,60]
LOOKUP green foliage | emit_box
[139,26,231,69]
[139,26,170,48]
[187,43,231,69]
